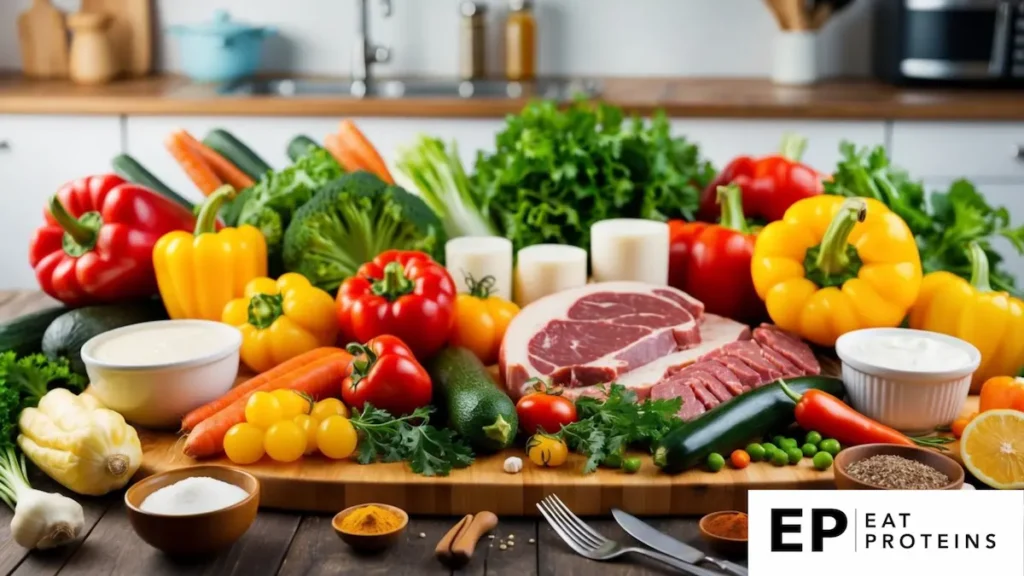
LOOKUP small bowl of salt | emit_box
[125,465,259,557]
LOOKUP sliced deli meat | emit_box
[753,324,821,375]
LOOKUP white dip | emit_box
[93,323,228,366]
[140,477,249,515]
[849,333,971,372]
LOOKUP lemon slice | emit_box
[960,409,1024,490]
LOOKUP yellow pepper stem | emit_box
[804,198,867,288]
[247,293,284,330]
[716,184,749,233]
[193,185,236,236]
[371,261,414,300]
[966,241,992,293]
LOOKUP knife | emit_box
[612,509,749,576]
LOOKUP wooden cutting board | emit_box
[18,0,69,79]
[81,0,152,76]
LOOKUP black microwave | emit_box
[874,0,1024,85]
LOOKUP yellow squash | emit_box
[222,273,339,373]
[751,196,922,347]
[153,185,267,321]
[909,242,1024,393]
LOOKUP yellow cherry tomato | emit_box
[317,415,358,459]
[245,391,283,429]
[293,414,320,455]
[311,397,349,421]
[223,422,266,464]
[264,420,307,462]
[526,434,568,468]
[272,389,312,419]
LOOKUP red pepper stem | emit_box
[815,198,867,276]
[372,262,414,300]
[715,184,749,233]
[345,342,378,384]
[48,196,96,246]
[194,185,236,236]
[966,241,992,293]
[777,379,803,404]
[778,133,808,162]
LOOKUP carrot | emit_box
[176,130,255,190]
[336,119,394,184]
[180,347,345,431]
[184,351,353,458]
[165,131,223,195]
[323,133,362,173]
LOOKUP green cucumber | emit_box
[287,135,322,162]
[112,154,193,211]
[428,347,518,453]
[653,376,846,474]
[203,129,272,180]
[42,301,169,376]
[0,305,69,356]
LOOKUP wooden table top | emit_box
[3,74,1024,120]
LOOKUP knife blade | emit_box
[612,509,749,576]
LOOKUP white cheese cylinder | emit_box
[514,244,588,307]
[590,219,669,285]
[445,236,514,300]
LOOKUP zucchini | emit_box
[203,129,272,181]
[428,347,518,453]
[653,376,846,474]
[287,135,322,162]
[42,301,169,376]
[112,154,194,211]
[0,305,68,355]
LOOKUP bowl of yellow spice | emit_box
[332,503,408,552]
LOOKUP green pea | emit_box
[805,431,823,446]
[761,442,777,454]
[813,451,834,471]
[603,452,623,469]
[780,438,799,450]
[707,453,725,472]
[771,450,788,467]
[801,443,818,458]
[745,443,766,462]
[786,447,803,465]
[622,457,642,474]
[819,439,841,456]
[772,435,787,447]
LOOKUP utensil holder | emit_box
[772,30,817,86]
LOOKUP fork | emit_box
[538,495,724,576]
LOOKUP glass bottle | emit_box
[505,0,535,81]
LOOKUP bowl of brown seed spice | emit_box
[834,444,964,490]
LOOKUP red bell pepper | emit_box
[697,134,823,224]
[29,174,199,307]
[342,335,432,416]
[336,250,457,359]
[669,184,764,324]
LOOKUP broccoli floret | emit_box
[283,172,446,293]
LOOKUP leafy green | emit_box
[559,384,682,474]
[282,172,447,293]
[350,404,474,477]
[0,352,85,449]
[826,142,1024,293]
[471,100,714,254]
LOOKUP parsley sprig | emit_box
[349,404,474,477]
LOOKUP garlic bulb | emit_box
[10,488,84,549]
[503,456,523,474]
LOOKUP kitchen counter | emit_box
[3,74,1024,120]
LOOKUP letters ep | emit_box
[771,508,848,552]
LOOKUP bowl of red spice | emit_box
[699,510,748,556]
[332,503,409,552]
[834,444,964,490]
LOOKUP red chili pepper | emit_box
[336,250,456,360]
[697,134,824,224]
[668,184,765,324]
[28,174,199,307]
[777,380,915,447]
[342,335,432,416]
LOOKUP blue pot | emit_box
[168,11,276,83]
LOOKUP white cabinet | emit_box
[0,115,122,289]
[891,122,1024,180]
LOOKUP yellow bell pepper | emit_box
[909,242,1024,392]
[222,273,339,373]
[751,196,922,347]
[154,186,267,321]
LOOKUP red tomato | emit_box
[515,384,578,435]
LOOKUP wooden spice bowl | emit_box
[834,443,964,490]
[698,511,748,557]
[124,465,260,557]
[332,503,409,552]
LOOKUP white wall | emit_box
[1,0,876,78]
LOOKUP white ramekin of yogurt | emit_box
[835,328,981,435]
[81,320,241,429]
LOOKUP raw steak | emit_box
[753,324,821,375]
[650,376,705,421]
[711,357,762,389]
[699,340,783,380]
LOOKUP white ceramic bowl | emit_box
[81,320,241,429]
[835,328,980,435]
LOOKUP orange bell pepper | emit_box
[979,376,1024,413]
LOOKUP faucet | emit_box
[352,0,392,83]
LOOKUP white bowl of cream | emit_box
[835,328,980,435]
[81,320,241,429]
